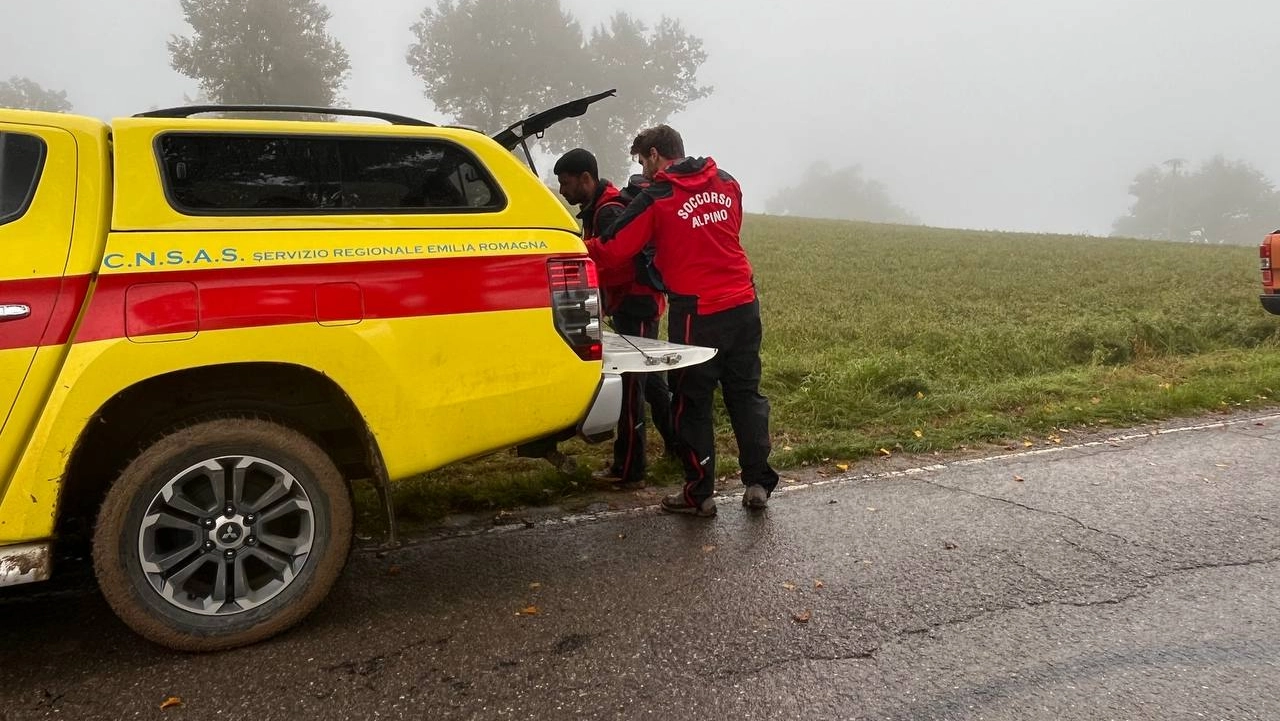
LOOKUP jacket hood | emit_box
[656,157,719,191]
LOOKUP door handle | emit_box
[0,304,31,321]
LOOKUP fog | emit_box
[3,0,1277,235]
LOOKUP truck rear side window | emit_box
[0,132,46,226]
[157,134,505,215]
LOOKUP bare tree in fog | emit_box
[0,77,72,112]
[571,13,711,183]
[406,0,583,130]
[169,0,350,107]
[406,0,711,180]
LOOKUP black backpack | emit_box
[615,175,664,292]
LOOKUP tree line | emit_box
[1112,156,1279,245]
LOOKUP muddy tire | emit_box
[92,418,352,651]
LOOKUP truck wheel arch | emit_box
[55,362,392,553]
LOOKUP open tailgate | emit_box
[602,332,716,374]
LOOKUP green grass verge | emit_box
[372,215,1280,528]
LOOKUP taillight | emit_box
[1262,235,1275,288]
[548,257,602,361]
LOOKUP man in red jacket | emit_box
[586,126,780,518]
[554,149,675,488]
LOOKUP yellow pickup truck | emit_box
[0,94,709,650]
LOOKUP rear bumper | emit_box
[578,374,623,442]
[514,374,623,457]
[1261,294,1280,315]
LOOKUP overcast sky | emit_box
[3,0,1277,235]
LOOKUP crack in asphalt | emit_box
[769,557,1280,679]
[864,556,1280,650]
[1060,537,1132,570]
[1172,556,1280,573]
[918,478,1175,558]
[731,590,1156,680]
[1004,556,1064,588]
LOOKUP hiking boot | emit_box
[742,485,769,510]
[660,493,717,517]
[592,468,624,483]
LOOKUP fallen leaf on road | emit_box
[916,391,925,399]
[1014,475,1025,482]
[782,582,797,591]
[160,697,182,710]
[793,610,811,623]
[914,429,924,438]
[877,448,891,456]
[702,545,717,553]
[782,477,798,484]
[518,605,539,616]
[835,463,849,472]
[1022,440,1034,448]
[813,579,825,589]
[529,582,542,590]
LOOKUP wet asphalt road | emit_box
[2,413,1279,720]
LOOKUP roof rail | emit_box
[133,105,435,127]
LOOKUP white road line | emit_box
[386,413,1280,545]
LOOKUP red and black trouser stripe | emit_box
[609,309,674,481]
[668,298,779,505]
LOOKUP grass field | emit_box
[373,215,1280,526]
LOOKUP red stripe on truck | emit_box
[0,254,569,350]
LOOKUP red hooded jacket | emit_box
[587,157,756,315]
[580,181,664,317]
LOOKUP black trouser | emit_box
[668,298,779,504]
[610,307,675,481]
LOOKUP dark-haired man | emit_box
[554,148,674,488]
